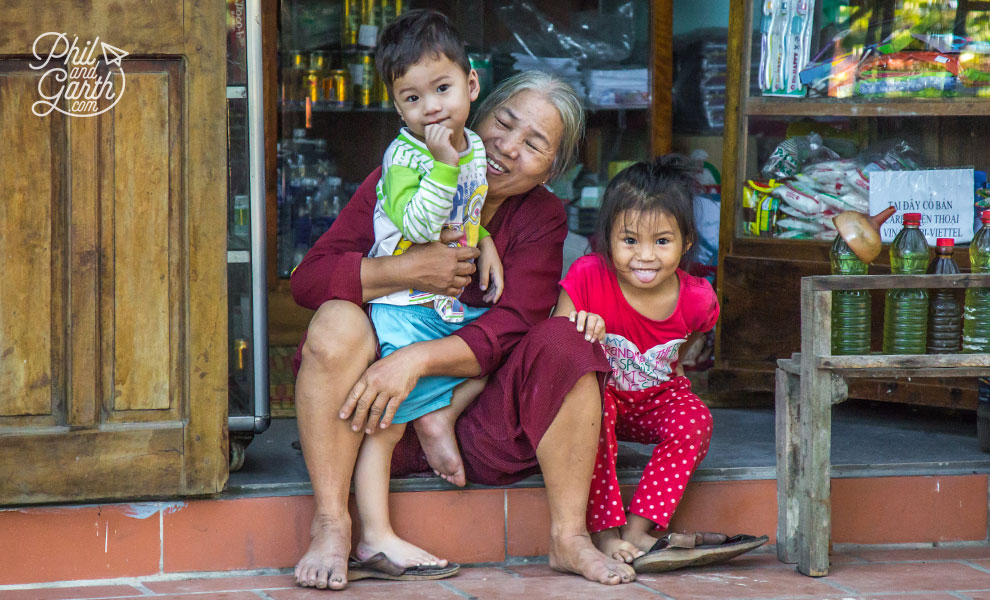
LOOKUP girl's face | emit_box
[609,209,691,294]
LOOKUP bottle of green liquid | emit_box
[830,235,870,355]
[926,238,962,354]
[964,209,990,353]
[883,212,930,354]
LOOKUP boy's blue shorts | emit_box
[369,302,488,424]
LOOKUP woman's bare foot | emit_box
[591,527,645,563]
[549,532,636,585]
[356,531,449,568]
[413,409,466,487]
[294,513,351,590]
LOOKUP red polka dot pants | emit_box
[586,375,713,534]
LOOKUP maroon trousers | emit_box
[391,317,611,485]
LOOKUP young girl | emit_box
[554,155,718,565]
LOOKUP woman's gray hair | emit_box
[471,70,585,182]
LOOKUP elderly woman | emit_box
[290,72,634,589]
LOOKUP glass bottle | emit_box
[963,209,990,353]
[883,212,930,354]
[926,238,962,354]
[830,236,870,355]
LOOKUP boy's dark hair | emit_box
[375,9,471,92]
[594,153,700,268]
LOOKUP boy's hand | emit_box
[477,236,504,303]
[569,310,606,343]
[424,123,459,166]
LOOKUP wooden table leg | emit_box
[775,366,801,564]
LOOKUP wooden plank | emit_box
[68,111,100,427]
[181,0,230,495]
[112,70,172,411]
[819,354,990,370]
[775,368,801,564]
[797,284,833,577]
[649,0,673,156]
[829,367,990,378]
[0,67,57,419]
[0,425,184,504]
[806,274,990,292]
[0,1,184,54]
[746,96,990,118]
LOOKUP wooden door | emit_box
[0,1,228,504]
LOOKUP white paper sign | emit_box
[869,169,975,244]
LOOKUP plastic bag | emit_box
[495,0,633,68]
[761,133,840,179]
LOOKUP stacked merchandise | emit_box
[759,0,817,96]
[585,68,649,108]
[511,53,586,100]
[743,135,921,240]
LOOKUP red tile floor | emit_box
[3,545,990,600]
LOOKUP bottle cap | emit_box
[936,237,954,248]
[982,209,990,224]
[902,212,922,225]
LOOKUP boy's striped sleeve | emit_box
[381,147,458,243]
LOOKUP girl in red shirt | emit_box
[554,155,718,564]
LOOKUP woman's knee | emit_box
[302,300,376,367]
[524,316,604,372]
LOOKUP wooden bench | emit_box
[775,274,990,577]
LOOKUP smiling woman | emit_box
[288,71,643,590]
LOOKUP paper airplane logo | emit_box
[101,42,128,67]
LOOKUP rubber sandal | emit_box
[633,533,769,573]
[348,552,461,581]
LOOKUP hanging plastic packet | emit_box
[742,180,781,237]
[761,133,839,179]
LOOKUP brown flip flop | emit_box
[632,533,769,573]
[348,552,461,581]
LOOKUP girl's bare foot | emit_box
[413,409,466,487]
[356,532,449,569]
[591,527,645,563]
[549,532,636,585]
[295,513,351,590]
[621,514,664,553]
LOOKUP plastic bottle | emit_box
[963,210,990,353]
[925,238,962,354]
[830,235,870,355]
[883,212,930,354]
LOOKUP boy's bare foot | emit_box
[294,513,351,590]
[356,532,449,568]
[591,527,645,563]
[414,410,466,487]
[549,532,636,585]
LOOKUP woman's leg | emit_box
[353,422,448,567]
[293,301,377,590]
[453,317,635,584]
[617,377,713,551]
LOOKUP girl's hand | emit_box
[424,123,459,166]
[339,346,424,433]
[477,236,504,303]
[570,310,606,343]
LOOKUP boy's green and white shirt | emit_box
[368,126,489,308]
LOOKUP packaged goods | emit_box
[761,133,839,179]
[856,52,959,97]
[759,0,816,96]
[772,180,824,214]
[742,180,781,237]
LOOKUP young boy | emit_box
[349,9,500,573]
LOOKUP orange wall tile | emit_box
[506,488,551,557]
[0,504,161,584]
[832,475,989,544]
[668,480,779,542]
[387,489,506,564]
[163,496,315,572]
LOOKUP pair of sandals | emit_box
[344,532,768,583]
[632,532,769,573]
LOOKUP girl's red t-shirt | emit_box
[559,254,719,394]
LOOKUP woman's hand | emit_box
[399,228,480,297]
[570,310,606,343]
[477,236,504,303]
[339,346,425,433]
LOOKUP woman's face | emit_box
[474,89,564,201]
